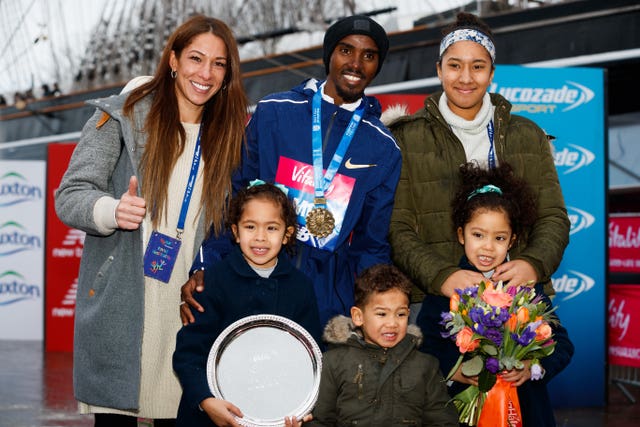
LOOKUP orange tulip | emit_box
[536,322,553,341]
[506,313,518,332]
[456,326,480,353]
[450,293,460,312]
[517,306,529,323]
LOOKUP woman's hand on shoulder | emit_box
[441,270,486,297]
[491,260,537,287]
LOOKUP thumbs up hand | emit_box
[115,176,147,230]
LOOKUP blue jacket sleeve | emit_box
[235,109,261,189]
[347,148,402,273]
[189,228,233,273]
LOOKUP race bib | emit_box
[275,156,355,252]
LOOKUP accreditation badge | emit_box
[143,231,181,283]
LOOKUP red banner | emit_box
[608,284,640,367]
[374,93,427,115]
[45,143,82,352]
[609,215,640,273]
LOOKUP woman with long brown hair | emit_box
[55,15,247,427]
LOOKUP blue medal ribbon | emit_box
[176,122,203,239]
[487,119,496,169]
[311,87,365,208]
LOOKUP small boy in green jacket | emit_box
[308,264,458,427]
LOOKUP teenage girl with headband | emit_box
[388,11,569,318]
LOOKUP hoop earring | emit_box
[171,70,177,79]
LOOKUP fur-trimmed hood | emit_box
[322,314,423,347]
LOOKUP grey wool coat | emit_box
[54,92,207,410]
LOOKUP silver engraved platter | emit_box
[206,314,323,427]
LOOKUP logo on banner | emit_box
[609,217,640,272]
[609,297,631,341]
[0,171,43,207]
[554,144,595,174]
[51,278,78,318]
[0,221,42,256]
[552,270,595,301]
[567,206,595,235]
[0,270,41,306]
[52,228,85,258]
[490,80,595,113]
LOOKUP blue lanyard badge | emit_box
[305,88,364,238]
[487,119,496,169]
[143,123,203,283]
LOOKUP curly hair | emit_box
[227,183,298,253]
[354,264,413,308]
[451,162,538,244]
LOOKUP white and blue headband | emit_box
[439,28,496,63]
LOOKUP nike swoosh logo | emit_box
[345,158,377,169]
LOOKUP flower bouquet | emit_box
[440,281,557,426]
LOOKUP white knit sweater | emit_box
[439,92,496,167]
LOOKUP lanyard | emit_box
[311,88,365,207]
[487,119,496,169]
[176,123,202,239]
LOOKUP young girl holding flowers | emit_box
[417,162,574,426]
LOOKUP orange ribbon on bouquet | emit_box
[478,376,522,427]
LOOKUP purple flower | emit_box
[485,357,500,373]
[484,328,503,347]
[440,311,453,323]
[506,286,519,297]
[530,361,544,380]
[512,326,537,346]
[457,287,479,298]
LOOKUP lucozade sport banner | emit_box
[491,65,606,407]
[0,160,46,340]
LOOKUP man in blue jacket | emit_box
[181,15,401,328]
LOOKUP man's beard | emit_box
[335,83,364,104]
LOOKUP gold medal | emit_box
[306,207,335,238]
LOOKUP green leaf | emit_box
[478,369,497,392]
[461,355,484,376]
[482,343,498,356]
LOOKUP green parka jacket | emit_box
[388,92,570,303]
[307,315,458,427]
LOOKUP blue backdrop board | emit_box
[491,65,606,407]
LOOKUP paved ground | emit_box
[2,340,640,427]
